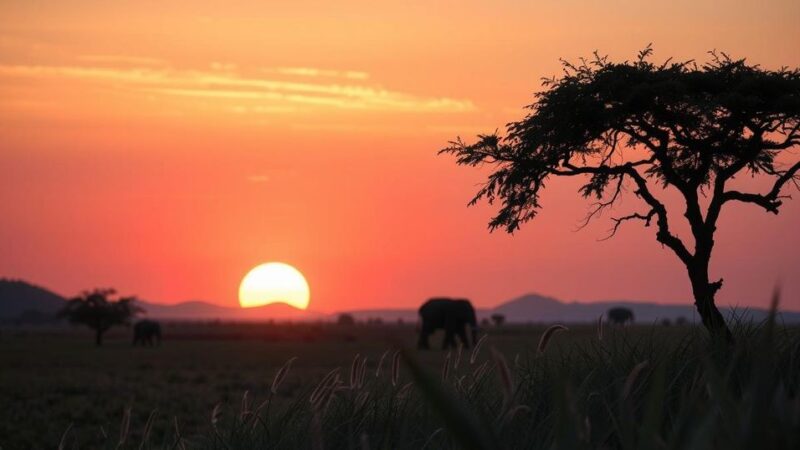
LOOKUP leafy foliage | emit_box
[58,288,141,345]
[441,47,800,235]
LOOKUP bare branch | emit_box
[722,160,800,213]
[766,160,800,199]
[723,191,783,214]
[602,209,656,240]
[576,175,625,230]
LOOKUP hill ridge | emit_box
[2,278,798,323]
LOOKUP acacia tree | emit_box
[59,288,142,346]
[442,48,800,341]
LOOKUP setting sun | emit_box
[238,263,310,310]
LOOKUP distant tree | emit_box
[442,48,800,342]
[337,313,355,326]
[661,318,672,327]
[58,289,141,346]
[675,316,689,326]
[491,313,506,326]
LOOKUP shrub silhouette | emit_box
[442,47,800,342]
[58,288,141,346]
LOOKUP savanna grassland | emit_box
[1,321,798,449]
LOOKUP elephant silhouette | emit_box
[607,307,634,325]
[133,319,162,346]
[418,298,479,350]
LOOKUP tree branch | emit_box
[722,191,783,214]
[576,175,625,230]
[621,166,694,264]
[721,160,800,213]
[602,208,656,240]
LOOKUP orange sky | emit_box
[2,0,800,312]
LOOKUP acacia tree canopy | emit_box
[441,48,800,340]
[59,288,142,346]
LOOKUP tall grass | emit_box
[57,317,800,449]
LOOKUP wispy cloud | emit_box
[0,63,475,113]
[77,54,167,66]
[266,67,369,80]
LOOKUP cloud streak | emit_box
[77,54,167,66]
[266,67,370,80]
[0,63,475,113]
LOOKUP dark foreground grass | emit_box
[197,320,800,450]
[3,318,799,449]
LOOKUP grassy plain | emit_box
[0,322,543,448]
[0,321,797,449]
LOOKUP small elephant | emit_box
[607,307,634,325]
[133,319,162,346]
[418,298,479,350]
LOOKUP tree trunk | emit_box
[688,261,733,343]
[95,328,104,346]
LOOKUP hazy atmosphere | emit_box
[3,0,800,311]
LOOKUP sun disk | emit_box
[238,262,310,310]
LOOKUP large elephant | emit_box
[133,319,162,346]
[607,307,634,325]
[418,298,479,350]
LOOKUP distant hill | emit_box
[491,293,698,323]
[338,293,800,324]
[2,279,798,324]
[0,279,321,322]
[491,293,800,324]
[0,278,65,321]
[136,299,323,321]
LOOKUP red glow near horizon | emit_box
[1,0,799,312]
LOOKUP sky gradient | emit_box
[2,0,800,312]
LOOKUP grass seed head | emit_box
[58,423,73,450]
[469,360,490,389]
[622,360,649,400]
[358,356,368,389]
[240,390,250,419]
[442,351,451,381]
[271,356,298,395]
[119,406,131,446]
[597,315,604,341]
[454,342,463,369]
[210,403,222,429]
[355,391,370,410]
[310,368,342,405]
[491,347,514,404]
[470,334,488,364]
[140,409,157,448]
[375,350,390,378]
[538,324,569,354]
[173,416,186,450]
[350,353,361,389]
[391,350,401,387]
